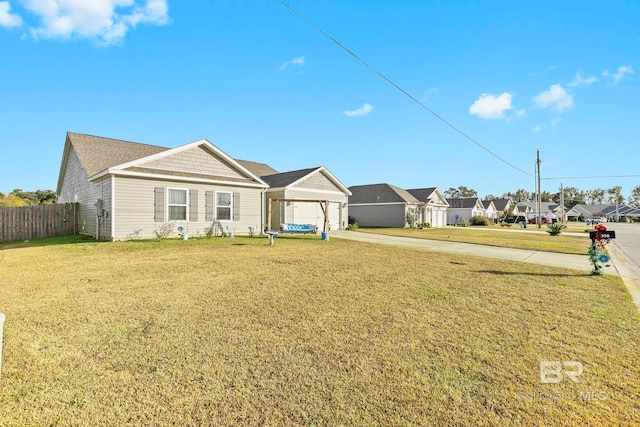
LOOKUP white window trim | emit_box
[167,187,189,222]
[215,190,233,221]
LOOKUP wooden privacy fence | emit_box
[0,203,78,243]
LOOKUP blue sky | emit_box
[1,0,638,199]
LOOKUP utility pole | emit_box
[536,149,542,228]
[560,182,564,223]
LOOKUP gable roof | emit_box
[447,197,483,209]
[58,132,268,192]
[406,187,449,206]
[490,198,512,211]
[349,183,420,204]
[64,132,169,178]
[481,200,496,210]
[261,166,351,195]
[235,159,279,177]
[261,167,320,188]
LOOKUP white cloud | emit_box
[21,0,169,45]
[532,84,574,112]
[532,124,542,133]
[279,56,305,71]
[343,103,373,117]
[468,92,514,120]
[567,73,598,87]
[0,1,22,28]
[603,65,634,84]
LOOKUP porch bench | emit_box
[280,223,317,234]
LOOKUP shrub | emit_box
[153,222,174,240]
[470,216,491,226]
[419,222,430,229]
[406,212,417,228]
[346,222,359,231]
[547,223,567,236]
[460,218,468,227]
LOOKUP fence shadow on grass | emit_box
[0,234,96,251]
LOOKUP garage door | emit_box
[292,202,341,230]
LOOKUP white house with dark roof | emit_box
[481,200,498,222]
[406,187,449,227]
[490,198,518,219]
[57,132,268,240]
[348,183,423,228]
[446,198,485,225]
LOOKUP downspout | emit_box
[111,176,115,240]
[260,188,266,235]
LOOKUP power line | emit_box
[543,175,640,180]
[277,0,534,178]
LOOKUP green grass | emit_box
[358,227,590,255]
[1,236,639,426]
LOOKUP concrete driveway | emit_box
[330,227,640,311]
[329,230,598,272]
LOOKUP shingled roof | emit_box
[66,131,168,177]
[348,183,420,204]
[235,159,279,178]
[406,187,437,201]
[446,197,482,209]
[260,167,321,188]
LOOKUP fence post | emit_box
[0,312,5,380]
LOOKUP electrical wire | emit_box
[277,0,534,178]
[543,174,640,180]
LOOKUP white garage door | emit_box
[292,202,341,230]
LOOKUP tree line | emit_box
[444,185,640,209]
[0,189,58,207]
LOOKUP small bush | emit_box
[419,222,431,229]
[547,223,567,236]
[346,223,359,231]
[470,216,491,226]
[153,222,174,240]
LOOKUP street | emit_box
[607,222,640,270]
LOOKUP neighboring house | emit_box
[481,200,498,222]
[259,167,351,231]
[348,183,422,228]
[446,198,485,225]
[406,187,449,227]
[491,198,518,220]
[516,201,561,220]
[57,132,270,240]
[572,203,640,222]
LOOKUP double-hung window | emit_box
[216,191,232,220]
[168,188,188,221]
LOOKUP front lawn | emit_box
[1,236,638,425]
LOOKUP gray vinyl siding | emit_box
[142,146,247,180]
[113,176,263,240]
[349,204,407,228]
[58,146,113,239]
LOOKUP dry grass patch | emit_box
[1,236,639,426]
[359,227,590,255]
